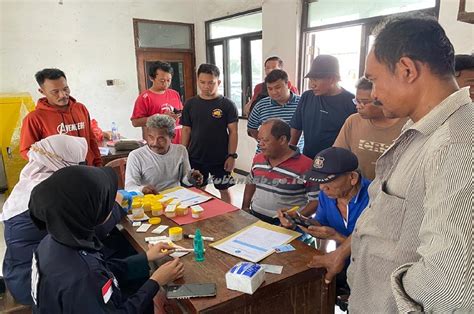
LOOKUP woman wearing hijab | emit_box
[1,134,88,304]
[29,166,184,313]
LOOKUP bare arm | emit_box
[181,126,191,148]
[300,200,318,217]
[224,122,238,172]
[131,117,148,128]
[227,122,238,154]
[242,184,256,212]
[247,128,258,141]
[289,128,302,146]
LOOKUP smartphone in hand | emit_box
[287,212,318,228]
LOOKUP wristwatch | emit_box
[226,153,238,159]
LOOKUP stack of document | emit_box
[161,186,212,207]
[210,221,300,263]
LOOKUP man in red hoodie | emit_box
[20,68,102,166]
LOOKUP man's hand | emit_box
[162,111,180,121]
[142,185,158,195]
[300,225,346,243]
[308,250,346,284]
[189,170,204,186]
[277,209,296,229]
[146,242,176,261]
[243,100,252,116]
[224,156,235,172]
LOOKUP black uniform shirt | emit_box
[181,95,238,165]
[32,235,159,314]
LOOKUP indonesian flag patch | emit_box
[102,278,113,303]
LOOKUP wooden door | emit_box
[135,51,196,102]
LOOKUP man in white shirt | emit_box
[125,114,202,194]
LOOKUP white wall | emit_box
[0,0,200,139]
[0,0,299,172]
[1,0,468,173]
[262,0,302,85]
[439,0,474,54]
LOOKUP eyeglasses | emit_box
[352,98,373,106]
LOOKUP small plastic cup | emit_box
[151,203,163,216]
[169,227,183,241]
[142,202,152,212]
[132,207,144,220]
[176,206,189,216]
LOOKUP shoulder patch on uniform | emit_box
[102,278,113,303]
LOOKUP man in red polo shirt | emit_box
[131,61,183,143]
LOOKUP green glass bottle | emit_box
[193,228,205,262]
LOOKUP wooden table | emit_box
[120,209,335,314]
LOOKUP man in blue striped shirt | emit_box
[247,69,304,153]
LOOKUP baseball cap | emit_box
[304,55,340,79]
[305,147,358,183]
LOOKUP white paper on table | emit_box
[260,264,283,274]
[213,225,294,263]
[145,236,169,242]
[136,224,152,233]
[163,187,212,207]
[152,225,169,234]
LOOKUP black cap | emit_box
[305,55,340,79]
[305,147,358,183]
[455,54,474,72]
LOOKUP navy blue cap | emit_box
[305,147,358,183]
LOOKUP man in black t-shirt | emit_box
[181,64,239,204]
[290,55,356,159]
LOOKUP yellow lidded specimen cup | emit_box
[151,203,163,216]
[169,227,183,241]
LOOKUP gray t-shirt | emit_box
[125,144,191,193]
